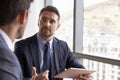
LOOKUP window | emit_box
[82,0,120,80]
[83,0,120,60]
[52,0,74,50]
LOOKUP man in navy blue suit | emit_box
[0,0,33,80]
[15,5,92,80]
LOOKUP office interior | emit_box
[18,0,120,80]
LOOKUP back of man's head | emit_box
[0,0,33,26]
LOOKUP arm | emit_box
[61,41,85,68]
[62,42,93,80]
[0,48,22,80]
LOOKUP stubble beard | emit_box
[39,30,53,41]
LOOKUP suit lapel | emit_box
[30,34,41,73]
[53,38,60,74]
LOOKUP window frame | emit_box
[73,0,120,66]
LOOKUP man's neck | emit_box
[0,25,15,42]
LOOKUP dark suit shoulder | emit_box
[53,37,67,44]
[15,34,37,45]
[53,37,68,47]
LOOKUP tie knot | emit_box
[45,42,50,48]
[44,42,50,52]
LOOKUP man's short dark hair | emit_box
[40,5,60,20]
[0,0,33,26]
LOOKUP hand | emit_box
[74,74,93,80]
[32,67,49,80]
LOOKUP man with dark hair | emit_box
[15,5,92,80]
[0,0,33,80]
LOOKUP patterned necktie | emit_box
[43,42,51,80]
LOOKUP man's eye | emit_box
[41,18,47,22]
[50,20,55,24]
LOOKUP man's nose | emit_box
[45,21,51,27]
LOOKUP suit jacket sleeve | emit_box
[0,48,23,80]
[59,40,85,69]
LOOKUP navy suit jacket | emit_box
[15,34,84,80]
[0,34,23,80]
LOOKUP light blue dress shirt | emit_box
[37,33,53,72]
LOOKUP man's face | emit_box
[38,11,60,39]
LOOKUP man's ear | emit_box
[19,10,28,24]
[57,23,60,29]
[38,19,40,26]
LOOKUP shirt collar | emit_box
[37,33,53,49]
[0,29,14,52]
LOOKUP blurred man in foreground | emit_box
[0,0,33,80]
